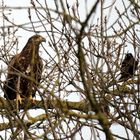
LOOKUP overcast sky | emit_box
[0,0,138,139]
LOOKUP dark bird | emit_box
[3,35,46,104]
[120,53,139,81]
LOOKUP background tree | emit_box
[0,0,140,139]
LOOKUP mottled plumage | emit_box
[3,35,46,101]
[120,53,138,81]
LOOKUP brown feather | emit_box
[3,35,46,100]
[120,53,139,81]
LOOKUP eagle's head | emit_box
[125,53,133,60]
[29,35,46,46]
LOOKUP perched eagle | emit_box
[3,35,46,104]
[120,53,138,81]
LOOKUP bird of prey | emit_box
[3,35,46,105]
[120,53,138,81]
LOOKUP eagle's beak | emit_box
[40,36,46,43]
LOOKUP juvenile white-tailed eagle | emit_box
[120,53,138,81]
[3,35,46,104]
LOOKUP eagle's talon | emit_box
[16,94,23,104]
[16,94,23,111]
[29,95,35,104]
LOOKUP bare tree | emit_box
[0,0,140,139]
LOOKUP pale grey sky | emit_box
[0,0,138,139]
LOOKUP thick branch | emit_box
[0,97,89,112]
